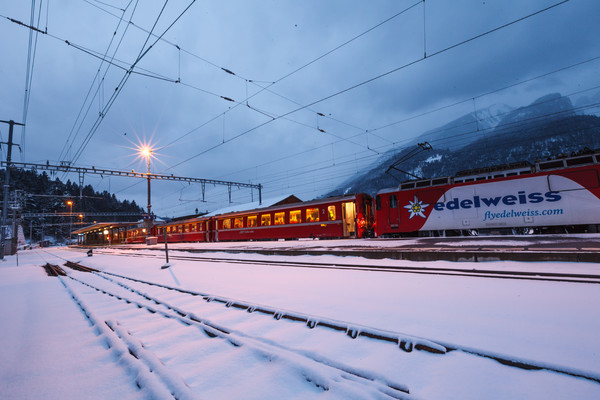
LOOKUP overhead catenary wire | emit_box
[19,0,46,161]
[57,0,138,165]
[158,1,421,150]
[165,0,573,174]
[214,53,600,188]
[66,0,198,167]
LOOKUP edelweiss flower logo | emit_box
[404,196,430,219]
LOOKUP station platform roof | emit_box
[71,222,140,235]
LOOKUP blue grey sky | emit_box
[1,0,599,217]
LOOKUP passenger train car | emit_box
[152,193,374,243]
[375,150,600,237]
[213,193,373,241]
[154,216,213,243]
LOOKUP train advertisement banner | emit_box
[407,174,600,231]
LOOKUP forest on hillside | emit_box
[0,168,144,243]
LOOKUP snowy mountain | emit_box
[402,103,513,152]
[327,93,600,197]
[493,93,575,131]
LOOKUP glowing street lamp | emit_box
[67,200,73,244]
[139,145,154,237]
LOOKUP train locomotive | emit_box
[375,150,600,237]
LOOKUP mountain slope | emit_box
[327,93,600,197]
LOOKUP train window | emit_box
[275,212,285,225]
[184,224,190,233]
[416,180,430,188]
[566,156,594,166]
[198,223,203,231]
[234,218,244,228]
[261,214,271,226]
[400,183,415,190]
[247,215,257,227]
[289,210,301,224]
[306,208,319,222]
[178,225,183,233]
[222,219,231,229]
[432,178,449,185]
[539,160,565,170]
[328,206,336,220]
[389,195,397,208]
[476,177,486,181]
[376,195,381,210]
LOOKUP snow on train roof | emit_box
[204,194,302,217]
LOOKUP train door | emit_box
[342,202,356,237]
[385,193,400,231]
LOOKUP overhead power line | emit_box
[67,0,197,167]
[167,0,572,173]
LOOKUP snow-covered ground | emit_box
[1,243,599,399]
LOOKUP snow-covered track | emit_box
[41,262,66,277]
[95,268,447,355]
[66,261,600,386]
[58,275,200,400]
[61,267,416,399]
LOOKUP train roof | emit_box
[207,193,370,219]
[202,194,302,218]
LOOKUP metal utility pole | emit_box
[0,120,24,260]
[146,153,152,237]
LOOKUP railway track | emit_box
[79,248,600,285]
[59,262,415,398]
[31,249,600,398]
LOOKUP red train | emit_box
[115,150,599,245]
[142,193,374,244]
[375,150,600,237]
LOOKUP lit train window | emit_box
[247,216,257,227]
[275,212,285,225]
[184,224,190,233]
[222,219,231,229]
[328,206,336,220]
[234,218,244,228]
[261,214,271,226]
[306,208,319,222]
[289,210,301,224]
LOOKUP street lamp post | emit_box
[140,147,153,237]
[78,214,83,245]
[67,200,73,244]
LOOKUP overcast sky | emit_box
[1,0,599,218]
